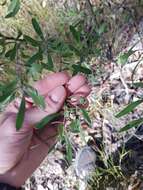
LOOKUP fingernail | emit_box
[70,96,78,102]
[50,94,60,103]
[49,86,66,103]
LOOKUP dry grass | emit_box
[0,0,61,38]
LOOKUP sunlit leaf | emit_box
[29,63,42,76]
[117,49,135,65]
[26,88,45,109]
[32,18,44,40]
[16,95,25,131]
[119,118,143,132]
[116,99,143,118]
[5,0,20,18]
[35,113,60,129]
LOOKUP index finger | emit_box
[34,72,70,95]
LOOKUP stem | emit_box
[0,33,24,42]
[86,0,98,26]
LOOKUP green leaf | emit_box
[35,113,60,129]
[70,119,80,133]
[30,63,42,75]
[0,80,17,103]
[32,18,44,40]
[119,118,143,132]
[98,23,107,35]
[116,99,143,118]
[72,64,92,75]
[47,54,54,70]
[0,38,5,55]
[58,124,64,141]
[70,25,80,43]
[27,52,42,65]
[5,44,16,61]
[68,45,80,56]
[65,135,72,163]
[26,88,45,109]
[117,49,135,65]
[5,0,20,18]
[24,35,40,47]
[133,82,143,88]
[81,109,92,127]
[16,95,25,131]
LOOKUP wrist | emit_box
[0,183,21,190]
[0,172,21,188]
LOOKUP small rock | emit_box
[75,146,96,179]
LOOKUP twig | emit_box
[119,67,130,103]
[131,58,143,83]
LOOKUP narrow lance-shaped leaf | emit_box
[35,113,60,129]
[117,49,135,65]
[16,96,25,131]
[119,118,143,132]
[133,82,143,88]
[65,135,72,163]
[26,88,45,109]
[0,38,5,55]
[98,23,107,35]
[32,18,44,40]
[24,35,40,47]
[5,0,20,18]
[70,119,80,133]
[27,51,42,65]
[72,64,91,75]
[58,124,64,141]
[0,80,17,103]
[81,108,92,127]
[70,25,80,43]
[116,99,143,118]
[47,54,54,71]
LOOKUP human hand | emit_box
[0,72,91,187]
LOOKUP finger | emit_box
[66,74,86,93]
[68,95,89,108]
[24,86,66,126]
[34,72,70,96]
[74,84,91,97]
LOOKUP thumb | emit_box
[24,86,67,126]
